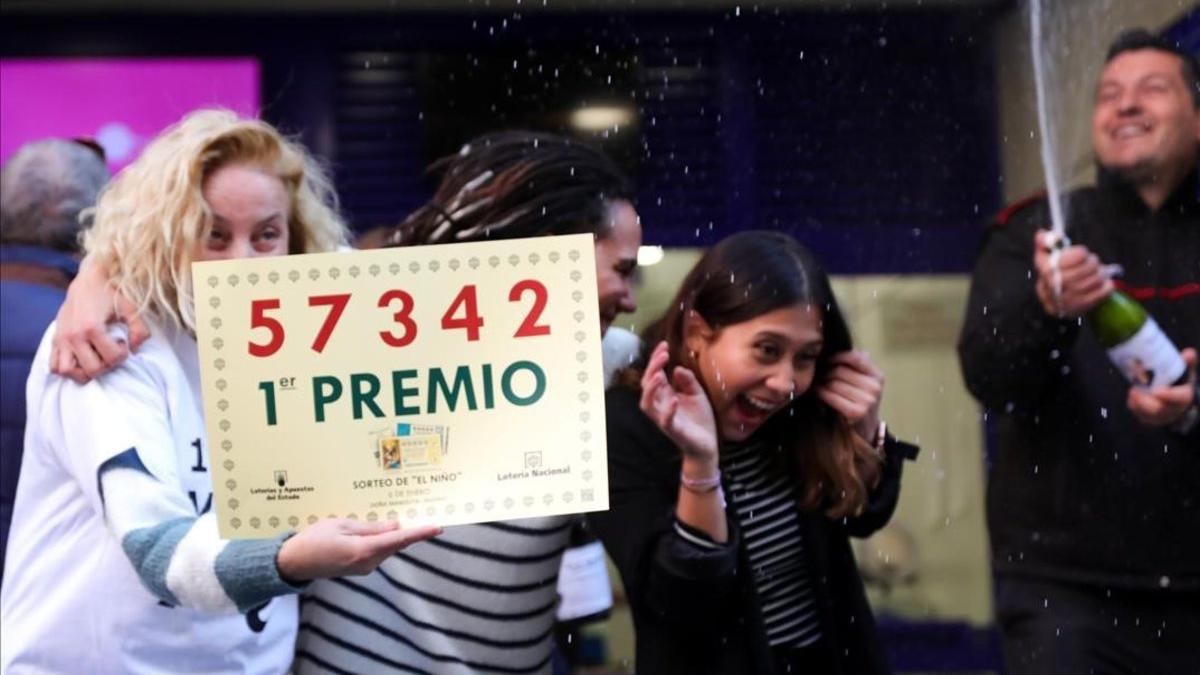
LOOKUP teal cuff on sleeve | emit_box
[121,517,192,607]
[214,531,306,613]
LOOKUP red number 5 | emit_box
[249,299,285,357]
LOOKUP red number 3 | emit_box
[378,289,418,347]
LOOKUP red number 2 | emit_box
[308,294,351,353]
[378,289,418,347]
[249,299,285,357]
[510,280,550,337]
[441,285,484,341]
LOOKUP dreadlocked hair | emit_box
[391,130,633,246]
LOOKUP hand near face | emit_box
[50,256,150,384]
[816,350,885,443]
[1033,230,1114,319]
[640,340,719,462]
[1127,347,1197,427]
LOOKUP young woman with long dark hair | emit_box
[589,230,917,675]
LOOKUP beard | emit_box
[1106,156,1159,186]
[1097,142,1199,191]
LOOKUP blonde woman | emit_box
[0,110,439,674]
[49,129,644,674]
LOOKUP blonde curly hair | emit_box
[83,108,349,332]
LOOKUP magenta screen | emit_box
[0,58,260,171]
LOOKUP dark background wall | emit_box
[1,6,1007,275]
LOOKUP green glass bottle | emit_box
[1088,291,1187,388]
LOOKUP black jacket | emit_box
[958,171,1200,590]
[588,387,915,675]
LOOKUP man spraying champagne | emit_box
[959,29,1199,675]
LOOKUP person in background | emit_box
[44,129,643,673]
[958,30,1199,674]
[0,138,109,586]
[590,231,917,674]
[0,109,439,674]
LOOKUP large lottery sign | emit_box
[193,234,607,538]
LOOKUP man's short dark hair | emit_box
[1106,29,1200,107]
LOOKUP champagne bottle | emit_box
[554,518,613,625]
[1088,291,1187,388]
[552,518,613,667]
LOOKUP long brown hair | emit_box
[643,231,881,519]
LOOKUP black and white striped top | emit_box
[294,516,571,674]
[293,331,641,674]
[721,441,822,649]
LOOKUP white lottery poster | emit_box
[192,234,607,538]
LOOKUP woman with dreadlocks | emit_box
[49,130,644,673]
[390,130,640,340]
[291,131,642,674]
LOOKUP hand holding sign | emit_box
[194,235,607,538]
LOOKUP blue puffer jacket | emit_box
[0,245,77,586]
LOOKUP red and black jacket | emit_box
[958,170,1200,590]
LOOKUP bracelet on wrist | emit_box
[680,470,721,493]
[872,420,887,459]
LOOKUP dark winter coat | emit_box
[958,170,1200,590]
[589,387,916,675]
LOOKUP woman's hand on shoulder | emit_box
[640,341,718,461]
[276,518,442,583]
[816,349,884,443]
[49,255,150,383]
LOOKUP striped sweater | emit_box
[293,328,640,674]
[296,517,571,673]
[671,440,823,649]
[719,442,821,648]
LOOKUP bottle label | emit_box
[555,541,613,621]
[1107,318,1187,389]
